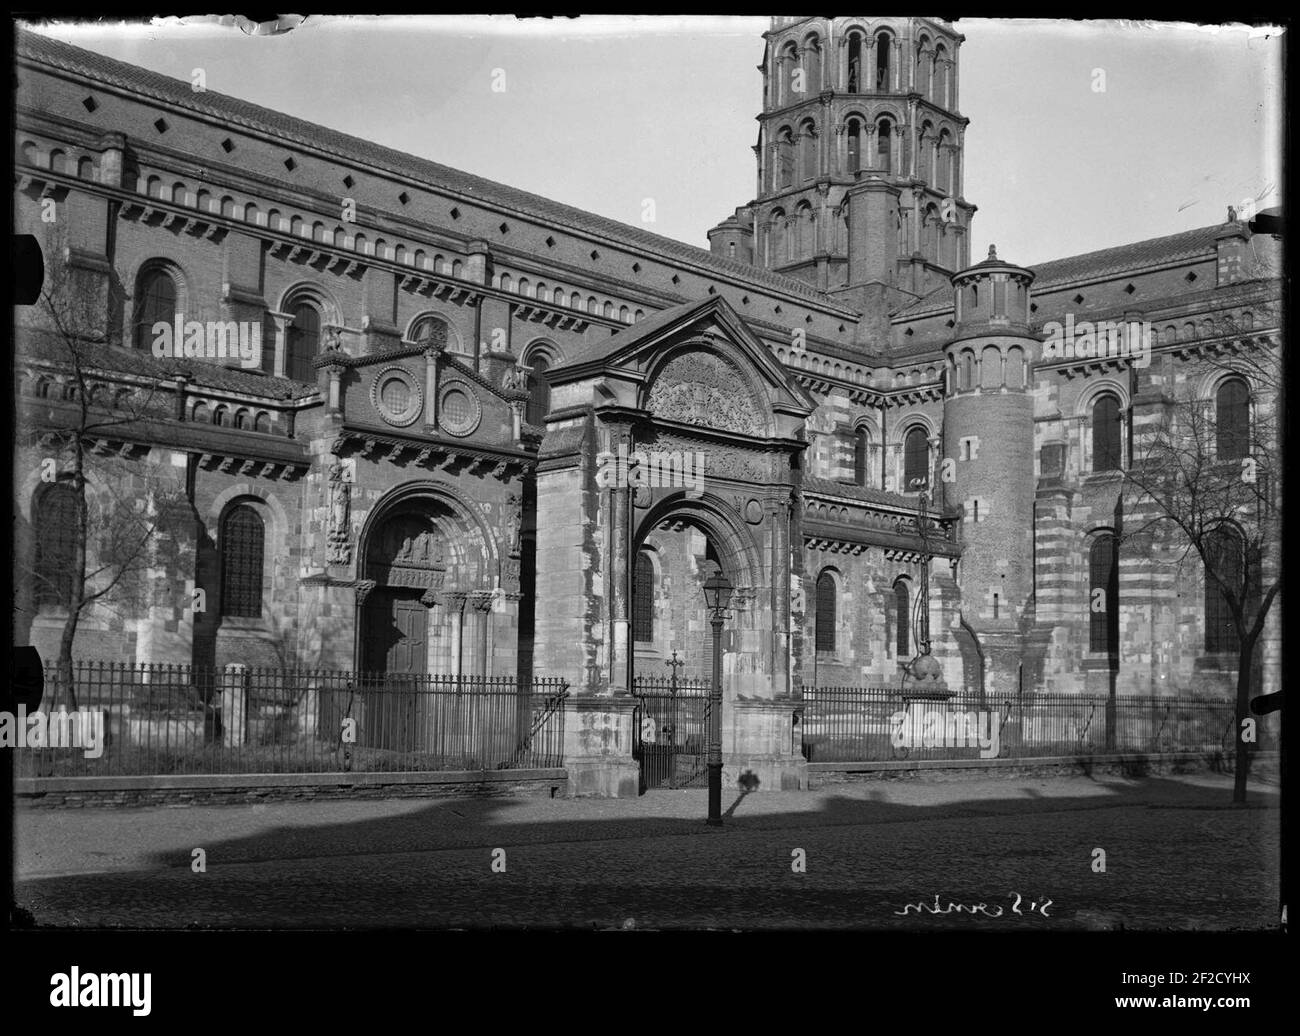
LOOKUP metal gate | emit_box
[632,676,712,790]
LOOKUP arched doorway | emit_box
[352,486,498,757]
[356,486,494,680]
[629,495,765,789]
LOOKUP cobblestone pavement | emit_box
[15,773,1280,930]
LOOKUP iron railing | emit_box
[799,686,1268,763]
[18,662,569,777]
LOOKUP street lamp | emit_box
[702,571,733,826]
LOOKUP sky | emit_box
[20,15,1285,268]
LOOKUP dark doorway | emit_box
[359,589,428,753]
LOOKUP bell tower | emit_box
[709,17,976,312]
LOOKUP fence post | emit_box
[221,663,248,748]
[298,679,319,739]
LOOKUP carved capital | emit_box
[354,579,377,606]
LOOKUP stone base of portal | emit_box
[561,696,640,798]
[723,699,809,792]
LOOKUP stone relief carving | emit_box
[326,459,353,564]
[505,493,522,559]
[646,351,764,436]
[353,579,377,607]
[651,432,771,483]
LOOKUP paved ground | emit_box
[15,772,1281,930]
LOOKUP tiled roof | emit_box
[17,29,855,315]
[894,224,1227,319]
[16,328,318,400]
[802,476,927,511]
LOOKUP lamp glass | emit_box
[702,571,733,613]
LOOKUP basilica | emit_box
[13,19,1281,795]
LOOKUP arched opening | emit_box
[903,426,929,491]
[633,551,655,645]
[853,426,870,486]
[778,127,795,188]
[1091,393,1122,472]
[1216,378,1250,461]
[876,118,892,174]
[847,32,863,92]
[134,266,178,351]
[525,354,551,425]
[800,120,818,181]
[875,31,892,89]
[286,300,321,383]
[33,482,78,611]
[847,119,861,174]
[1089,532,1118,655]
[893,579,910,657]
[219,503,266,618]
[630,501,761,790]
[815,570,837,654]
[1204,525,1243,654]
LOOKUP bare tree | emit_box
[1121,294,1280,804]
[18,231,190,709]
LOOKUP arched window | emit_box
[800,122,818,181]
[633,551,654,643]
[934,44,949,106]
[894,579,910,657]
[410,314,451,351]
[220,504,265,618]
[877,118,892,174]
[771,212,787,264]
[1089,533,1118,654]
[525,354,550,425]
[1091,394,1122,472]
[1204,525,1243,654]
[847,32,863,92]
[286,301,321,382]
[903,427,929,490]
[815,571,836,653]
[854,427,869,486]
[915,36,930,95]
[1215,378,1250,461]
[937,129,952,192]
[876,32,892,89]
[134,267,177,350]
[804,37,821,93]
[847,119,861,174]
[779,128,794,187]
[33,483,78,610]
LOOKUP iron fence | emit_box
[799,686,1270,763]
[17,662,569,777]
[631,674,713,789]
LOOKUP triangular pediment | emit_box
[549,296,814,438]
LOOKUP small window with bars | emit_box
[220,504,266,618]
[815,571,836,653]
[1089,533,1117,654]
[894,580,910,657]
[1204,526,1242,654]
[633,552,654,643]
[34,482,78,610]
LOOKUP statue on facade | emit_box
[505,493,522,559]
[326,459,352,564]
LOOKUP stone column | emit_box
[607,424,632,693]
[769,495,792,698]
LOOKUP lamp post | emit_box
[702,571,733,826]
